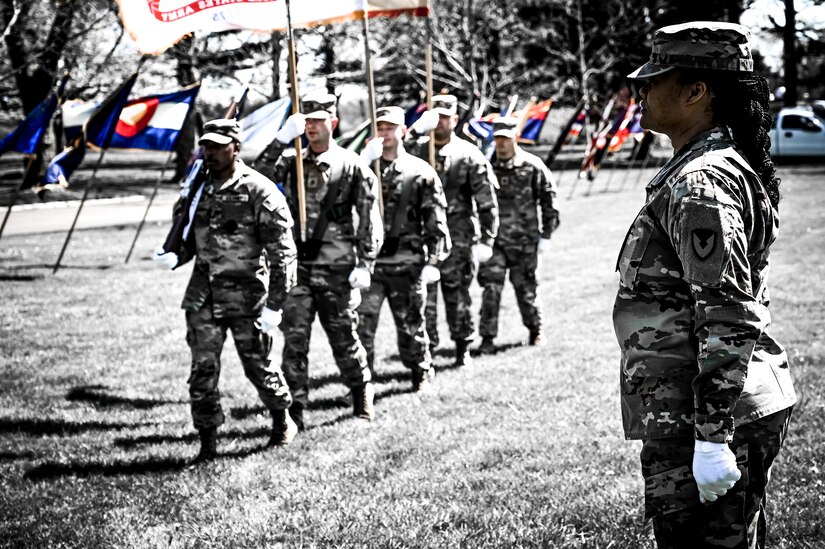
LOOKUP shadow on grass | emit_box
[0,417,150,436]
[0,273,46,281]
[66,384,184,410]
[469,341,528,357]
[0,263,113,271]
[0,449,37,461]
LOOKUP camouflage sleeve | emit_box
[353,159,384,270]
[256,185,297,311]
[403,133,429,162]
[253,139,288,183]
[468,150,499,246]
[536,162,560,238]
[420,166,451,265]
[667,170,766,444]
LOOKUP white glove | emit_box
[256,306,282,334]
[152,246,178,269]
[276,113,306,144]
[360,137,384,164]
[538,238,552,253]
[693,440,741,503]
[473,243,494,263]
[348,288,362,310]
[421,265,441,284]
[348,267,371,290]
[410,110,439,134]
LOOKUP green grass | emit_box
[1,163,823,548]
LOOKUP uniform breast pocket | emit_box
[215,196,253,235]
[615,210,654,288]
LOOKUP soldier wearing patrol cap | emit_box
[406,94,499,367]
[477,116,559,355]
[356,105,451,390]
[253,90,383,428]
[615,21,796,547]
[153,118,299,462]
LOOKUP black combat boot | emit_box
[193,426,218,463]
[529,329,544,346]
[268,408,298,446]
[411,367,434,392]
[351,382,375,420]
[478,336,496,355]
[289,402,305,432]
[454,340,473,367]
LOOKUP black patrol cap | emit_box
[199,119,241,145]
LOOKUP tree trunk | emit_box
[783,0,798,106]
[270,32,283,100]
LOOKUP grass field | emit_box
[1,163,823,548]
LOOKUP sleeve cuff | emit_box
[694,413,735,443]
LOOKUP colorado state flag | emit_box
[109,83,200,151]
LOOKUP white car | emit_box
[769,107,825,157]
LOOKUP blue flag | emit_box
[0,95,58,156]
[109,84,200,151]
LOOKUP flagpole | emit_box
[124,149,175,263]
[425,16,435,168]
[360,5,383,215]
[53,149,108,274]
[284,0,306,241]
[0,156,36,242]
[618,133,643,191]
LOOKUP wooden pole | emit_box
[0,156,36,242]
[361,12,383,215]
[284,0,306,241]
[124,149,175,263]
[425,19,435,168]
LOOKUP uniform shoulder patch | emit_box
[676,198,732,288]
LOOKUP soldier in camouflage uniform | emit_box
[477,117,559,354]
[356,106,451,391]
[615,22,796,548]
[254,91,383,428]
[406,94,499,366]
[153,119,299,462]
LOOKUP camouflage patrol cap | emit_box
[199,118,241,145]
[431,94,458,116]
[492,116,518,138]
[301,90,337,119]
[628,21,753,80]
[375,106,405,126]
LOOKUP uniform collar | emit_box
[213,159,248,192]
[647,126,734,190]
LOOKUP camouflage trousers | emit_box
[185,300,292,430]
[358,262,432,372]
[425,245,476,347]
[280,264,371,408]
[477,242,542,338]
[640,407,793,549]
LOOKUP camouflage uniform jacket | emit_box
[613,127,796,443]
[261,140,383,269]
[491,147,560,247]
[407,134,499,248]
[374,150,451,266]
[180,159,297,318]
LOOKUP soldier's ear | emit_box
[685,80,710,106]
[330,117,339,132]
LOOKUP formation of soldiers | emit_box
[153,90,560,461]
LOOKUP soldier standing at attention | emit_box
[356,106,451,391]
[614,22,796,548]
[153,119,299,462]
[477,116,559,354]
[406,94,499,366]
[255,91,383,429]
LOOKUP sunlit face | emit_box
[433,113,457,141]
[202,140,239,177]
[376,121,404,154]
[305,116,337,150]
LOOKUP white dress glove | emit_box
[693,440,741,503]
[348,267,371,290]
[152,246,178,269]
[349,288,362,310]
[257,306,283,334]
[410,110,439,135]
[473,243,494,263]
[538,238,552,253]
[421,265,441,284]
[276,113,306,144]
[360,137,384,164]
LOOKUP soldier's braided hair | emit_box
[679,69,781,208]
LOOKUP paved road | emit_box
[0,193,177,236]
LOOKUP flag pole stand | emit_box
[0,155,36,242]
[124,150,175,263]
[53,149,108,274]
[618,135,643,191]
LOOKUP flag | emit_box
[515,99,553,144]
[608,101,639,153]
[61,101,99,142]
[118,0,430,55]
[336,118,371,153]
[41,72,138,187]
[238,96,291,156]
[404,103,426,127]
[109,83,200,151]
[580,101,631,174]
[0,95,58,156]
[565,106,588,144]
